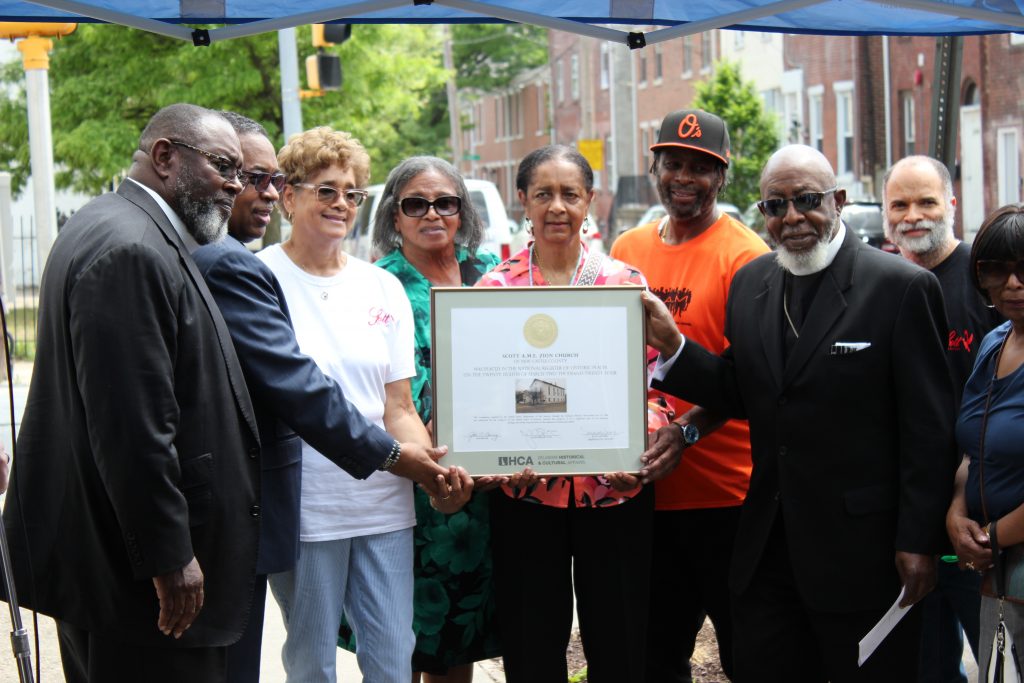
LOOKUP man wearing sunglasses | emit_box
[3,104,261,682]
[610,108,768,682]
[643,144,958,681]
[882,155,1002,683]
[192,112,454,683]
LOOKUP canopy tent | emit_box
[0,0,1022,45]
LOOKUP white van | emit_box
[343,178,513,262]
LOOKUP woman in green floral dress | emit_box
[338,157,501,682]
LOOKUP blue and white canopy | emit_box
[0,0,1022,44]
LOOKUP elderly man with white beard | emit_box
[639,145,958,681]
[883,155,1002,683]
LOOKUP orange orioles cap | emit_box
[650,108,731,167]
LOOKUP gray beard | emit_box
[887,214,954,257]
[175,165,228,245]
[774,236,831,275]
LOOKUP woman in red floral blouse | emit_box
[476,145,655,683]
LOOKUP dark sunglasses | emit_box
[244,170,287,193]
[293,183,368,207]
[977,259,1024,289]
[169,140,246,185]
[400,195,462,218]
[758,187,838,218]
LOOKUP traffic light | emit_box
[304,24,350,94]
[306,53,342,91]
[312,23,351,47]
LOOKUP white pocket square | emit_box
[830,342,871,355]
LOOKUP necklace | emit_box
[783,290,799,339]
[528,243,584,287]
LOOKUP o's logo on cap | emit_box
[677,113,702,139]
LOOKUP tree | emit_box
[0,24,449,195]
[451,24,548,91]
[692,61,780,212]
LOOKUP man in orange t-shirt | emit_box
[610,108,768,682]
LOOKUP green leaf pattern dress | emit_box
[338,246,502,674]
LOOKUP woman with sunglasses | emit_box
[946,204,1024,678]
[258,128,470,682]
[475,145,654,682]
[337,156,502,683]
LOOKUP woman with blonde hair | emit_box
[262,127,471,683]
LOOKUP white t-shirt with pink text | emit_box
[258,244,416,541]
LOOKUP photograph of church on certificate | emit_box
[515,378,568,414]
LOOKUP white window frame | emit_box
[901,91,916,157]
[808,84,824,153]
[997,127,1022,205]
[834,81,855,177]
[556,59,565,104]
[570,53,580,101]
[681,35,693,77]
[1011,33,1024,46]
[653,44,663,84]
[638,50,648,87]
[536,82,546,136]
[600,43,610,90]
[700,32,712,73]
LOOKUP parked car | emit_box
[841,202,898,253]
[344,178,514,262]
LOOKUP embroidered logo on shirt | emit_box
[368,307,395,327]
[948,329,975,352]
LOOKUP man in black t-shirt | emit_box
[884,155,1002,683]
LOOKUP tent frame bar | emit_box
[22,0,1024,44]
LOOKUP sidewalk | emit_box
[0,597,506,682]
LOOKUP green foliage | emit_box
[693,61,780,212]
[451,24,548,91]
[0,23,449,195]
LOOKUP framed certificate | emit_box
[431,285,648,476]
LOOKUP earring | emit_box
[524,217,533,235]
[582,215,593,235]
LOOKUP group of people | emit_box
[1,99,1022,683]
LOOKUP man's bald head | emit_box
[760,145,837,195]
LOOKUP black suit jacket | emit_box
[192,236,393,575]
[3,181,261,646]
[655,227,958,612]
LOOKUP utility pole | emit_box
[0,22,75,282]
[279,28,304,141]
[444,26,463,172]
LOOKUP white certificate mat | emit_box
[431,286,647,476]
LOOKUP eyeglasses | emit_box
[399,195,462,218]
[293,183,368,207]
[977,259,1024,289]
[169,140,246,185]
[244,170,287,193]
[758,187,838,218]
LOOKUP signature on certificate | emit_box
[521,427,557,449]
[583,430,617,442]
[466,431,499,442]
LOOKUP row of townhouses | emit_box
[457,29,1024,240]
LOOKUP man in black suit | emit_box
[193,112,456,683]
[3,103,260,682]
[641,144,958,681]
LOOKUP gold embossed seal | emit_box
[523,313,558,348]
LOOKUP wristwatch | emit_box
[677,422,700,447]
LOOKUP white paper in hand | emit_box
[858,586,911,666]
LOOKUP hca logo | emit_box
[499,456,534,467]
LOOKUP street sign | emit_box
[578,139,604,171]
[463,152,481,161]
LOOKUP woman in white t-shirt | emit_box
[261,127,472,683]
